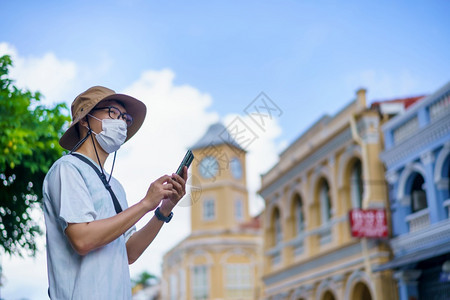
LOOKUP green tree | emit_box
[0,55,70,257]
[132,271,158,288]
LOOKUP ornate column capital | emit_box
[420,151,435,165]
[332,274,345,290]
[394,269,422,285]
[385,171,399,185]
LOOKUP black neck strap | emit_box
[70,153,123,214]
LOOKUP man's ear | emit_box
[79,117,88,127]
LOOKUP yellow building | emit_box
[162,123,263,300]
[259,89,397,300]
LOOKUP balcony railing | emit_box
[393,116,419,145]
[429,92,450,122]
[390,218,450,256]
[405,208,430,232]
[286,233,306,257]
[271,252,281,266]
[266,244,283,267]
[443,199,450,218]
[319,228,332,245]
[293,241,304,256]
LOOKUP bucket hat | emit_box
[59,86,147,150]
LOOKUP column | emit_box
[420,151,445,222]
[386,171,409,235]
[332,274,345,299]
[394,270,421,300]
[372,270,398,300]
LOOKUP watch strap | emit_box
[155,207,173,223]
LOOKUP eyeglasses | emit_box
[92,106,133,127]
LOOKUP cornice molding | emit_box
[381,113,450,168]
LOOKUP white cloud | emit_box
[0,42,78,105]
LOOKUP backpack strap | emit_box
[71,153,123,214]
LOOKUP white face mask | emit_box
[88,115,127,153]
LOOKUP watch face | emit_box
[199,156,219,179]
[230,157,242,179]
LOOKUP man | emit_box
[42,86,187,299]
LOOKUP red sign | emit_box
[349,209,388,238]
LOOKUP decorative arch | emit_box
[287,187,306,212]
[316,279,338,300]
[291,286,308,300]
[291,287,302,300]
[344,270,375,300]
[349,159,364,209]
[219,248,255,264]
[266,205,283,247]
[317,178,333,225]
[310,165,334,221]
[188,249,214,267]
[287,189,306,237]
[265,199,283,225]
[434,143,450,189]
[310,165,333,202]
[266,203,283,226]
[337,146,362,188]
[397,162,427,201]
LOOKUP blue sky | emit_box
[3,0,449,145]
[1,1,449,299]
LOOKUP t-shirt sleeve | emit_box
[124,225,136,243]
[47,161,97,231]
[112,181,136,242]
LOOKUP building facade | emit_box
[259,89,398,300]
[375,82,450,299]
[161,123,263,300]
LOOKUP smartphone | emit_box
[176,149,194,177]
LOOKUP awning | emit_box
[374,242,450,271]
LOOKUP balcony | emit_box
[286,233,306,257]
[429,92,450,122]
[444,199,450,218]
[393,116,419,145]
[405,208,430,232]
[266,244,283,267]
[307,222,333,246]
[390,218,450,256]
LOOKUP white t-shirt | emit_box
[43,153,136,299]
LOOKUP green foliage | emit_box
[0,55,70,257]
[132,271,158,287]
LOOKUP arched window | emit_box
[273,209,282,245]
[319,180,332,224]
[352,282,372,300]
[411,173,427,213]
[192,265,209,300]
[350,160,364,209]
[322,290,336,300]
[293,194,304,235]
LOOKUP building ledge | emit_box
[390,218,450,256]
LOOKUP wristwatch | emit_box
[155,207,173,223]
